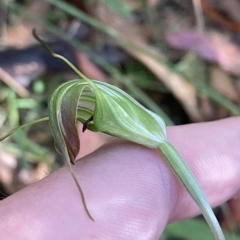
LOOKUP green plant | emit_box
[0,84,52,172]
[0,30,225,240]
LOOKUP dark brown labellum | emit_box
[82,116,94,132]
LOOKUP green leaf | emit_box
[161,218,238,240]
[103,0,132,19]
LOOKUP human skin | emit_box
[0,118,240,240]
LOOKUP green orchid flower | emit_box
[0,30,225,240]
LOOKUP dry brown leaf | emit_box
[0,147,17,194]
[197,95,216,121]
[206,0,240,24]
[76,52,107,81]
[166,30,240,77]
[228,198,240,223]
[95,3,202,122]
[211,67,239,102]
[0,68,30,97]
[2,0,49,48]
[220,199,240,232]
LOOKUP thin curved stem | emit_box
[66,157,95,221]
[0,117,49,141]
[32,30,92,85]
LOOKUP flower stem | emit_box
[158,141,225,240]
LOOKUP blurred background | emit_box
[0,0,240,239]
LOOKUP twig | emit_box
[0,68,30,98]
[192,0,205,32]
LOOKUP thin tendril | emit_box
[0,117,49,141]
